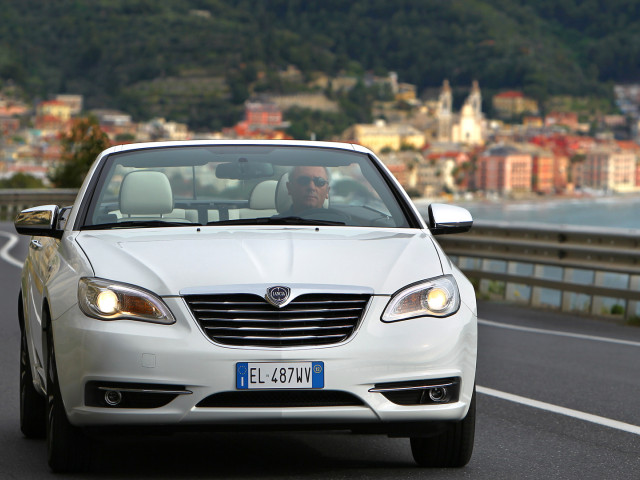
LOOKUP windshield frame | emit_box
[75,143,423,231]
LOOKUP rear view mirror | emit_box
[428,203,473,235]
[216,160,274,180]
[14,205,63,238]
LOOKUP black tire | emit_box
[46,325,91,473]
[20,325,46,438]
[410,387,476,468]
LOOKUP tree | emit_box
[0,173,46,188]
[49,117,111,188]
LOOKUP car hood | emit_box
[75,226,445,296]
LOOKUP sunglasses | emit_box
[295,175,328,187]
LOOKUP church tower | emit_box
[468,80,482,120]
[452,80,485,145]
[437,79,453,141]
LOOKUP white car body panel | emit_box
[75,227,445,295]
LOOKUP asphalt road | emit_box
[1,222,639,479]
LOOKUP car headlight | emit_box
[382,275,460,322]
[78,277,175,324]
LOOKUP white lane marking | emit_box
[0,230,24,269]
[478,385,640,436]
[479,318,640,348]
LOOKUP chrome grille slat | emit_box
[191,299,366,306]
[212,334,346,341]
[192,307,364,315]
[204,325,354,332]
[184,293,370,347]
[197,316,360,323]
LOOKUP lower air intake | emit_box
[196,390,365,408]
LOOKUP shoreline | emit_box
[413,191,640,208]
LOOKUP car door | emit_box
[24,234,59,385]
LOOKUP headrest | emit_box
[249,180,278,209]
[120,170,173,215]
[275,173,292,213]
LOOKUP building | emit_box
[91,109,132,127]
[545,112,579,131]
[137,118,190,142]
[36,100,71,121]
[554,155,570,193]
[531,154,555,194]
[395,83,417,102]
[437,80,453,142]
[346,120,425,153]
[475,145,532,195]
[223,100,291,140]
[54,94,83,115]
[245,101,283,128]
[0,116,20,137]
[416,155,458,197]
[492,91,539,118]
[269,93,339,113]
[376,151,416,190]
[581,147,637,193]
[437,80,485,146]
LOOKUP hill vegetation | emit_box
[1,0,639,130]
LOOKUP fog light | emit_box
[104,390,123,406]
[428,387,449,403]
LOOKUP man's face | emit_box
[286,166,330,213]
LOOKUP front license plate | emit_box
[236,362,324,389]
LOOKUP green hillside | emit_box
[1,0,638,130]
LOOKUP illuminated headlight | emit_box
[382,275,460,322]
[78,277,175,324]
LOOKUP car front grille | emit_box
[184,293,370,347]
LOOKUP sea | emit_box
[415,194,640,230]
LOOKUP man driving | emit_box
[285,165,330,214]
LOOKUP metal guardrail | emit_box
[2,190,639,321]
[436,221,640,322]
[0,189,78,222]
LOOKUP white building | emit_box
[437,80,485,146]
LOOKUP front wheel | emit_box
[46,325,91,473]
[410,387,476,467]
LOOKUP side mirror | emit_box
[428,203,473,235]
[14,205,63,239]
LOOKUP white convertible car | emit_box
[15,140,476,472]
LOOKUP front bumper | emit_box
[52,296,477,430]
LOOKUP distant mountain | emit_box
[1,0,638,129]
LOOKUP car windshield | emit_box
[81,145,413,229]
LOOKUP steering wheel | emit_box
[299,207,352,224]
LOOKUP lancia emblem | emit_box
[265,286,290,307]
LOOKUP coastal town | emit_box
[1,71,640,198]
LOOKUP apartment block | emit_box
[475,146,532,194]
[582,149,638,192]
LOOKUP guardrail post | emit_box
[561,267,573,313]
[530,265,546,308]
[590,271,606,316]
[505,261,532,304]
[628,275,640,321]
